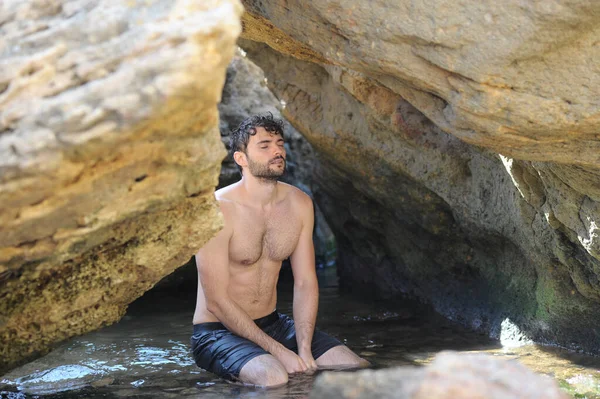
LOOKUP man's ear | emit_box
[233,151,247,169]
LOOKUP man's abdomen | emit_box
[193,261,280,324]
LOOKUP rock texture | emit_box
[239,1,600,352]
[241,1,600,165]
[0,0,242,374]
[311,351,569,399]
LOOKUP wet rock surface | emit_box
[311,351,570,399]
[0,0,242,373]
[239,1,600,351]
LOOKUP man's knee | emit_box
[239,354,288,387]
[316,345,370,368]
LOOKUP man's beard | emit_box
[247,155,286,181]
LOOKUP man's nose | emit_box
[273,146,284,157]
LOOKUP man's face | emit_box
[244,126,286,180]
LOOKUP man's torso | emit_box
[193,182,304,324]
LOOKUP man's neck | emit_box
[240,175,279,207]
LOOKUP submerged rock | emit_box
[239,1,600,351]
[2,364,103,395]
[0,0,242,373]
[311,351,570,399]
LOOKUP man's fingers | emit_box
[304,359,317,374]
[285,357,308,374]
[300,353,317,370]
[299,357,308,371]
[287,364,302,374]
[297,352,317,372]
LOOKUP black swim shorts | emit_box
[190,311,343,381]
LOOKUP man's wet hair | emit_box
[229,112,285,174]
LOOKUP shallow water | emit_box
[2,267,600,398]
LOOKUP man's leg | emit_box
[307,327,370,368]
[238,354,288,387]
[316,345,370,368]
[258,313,369,371]
[192,325,286,386]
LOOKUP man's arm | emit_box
[290,195,319,370]
[196,202,307,373]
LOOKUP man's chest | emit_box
[229,207,302,265]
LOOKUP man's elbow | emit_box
[206,298,224,316]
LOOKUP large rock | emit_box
[239,1,600,351]
[311,351,569,399]
[0,0,242,374]
[240,0,600,166]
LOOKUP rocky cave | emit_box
[1,0,600,397]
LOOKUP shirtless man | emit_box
[190,114,367,387]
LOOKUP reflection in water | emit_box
[2,267,600,398]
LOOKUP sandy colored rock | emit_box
[311,351,569,399]
[0,0,242,374]
[241,0,600,166]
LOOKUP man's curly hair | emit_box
[229,112,285,175]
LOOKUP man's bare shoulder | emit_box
[215,181,242,200]
[279,182,313,210]
[214,182,243,216]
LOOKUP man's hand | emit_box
[275,347,309,374]
[298,348,317,371]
